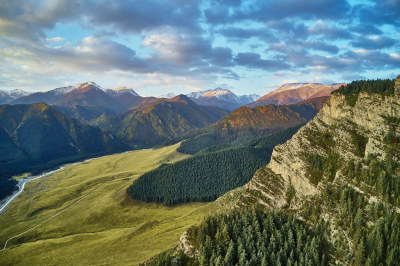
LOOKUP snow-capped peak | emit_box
[75,81,103,91]
[186,88,259,105]
[8,89,31,99]
[160,93,176,99]
[186,88,234,99]
[106,87,140,97]
[52,86,75,95]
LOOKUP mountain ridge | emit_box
[248,82,344,107]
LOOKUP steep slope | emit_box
[52,105,116,124]
[176,97,326,154]
[0,103,122,198]
[188,88,259,111]
[248,83,344,107]
[215,77,400,264]
[95,95,228,147]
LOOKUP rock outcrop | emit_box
[232,76,400,208]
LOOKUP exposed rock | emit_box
[233,83,400,208]
[178,230,198,258]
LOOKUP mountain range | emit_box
[3,82,341,115]
[93,95,228,147]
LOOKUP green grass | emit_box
[0,143,217,265]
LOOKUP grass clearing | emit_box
[0,143,217,265]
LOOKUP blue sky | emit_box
[0,0,399,96]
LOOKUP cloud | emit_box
[0,0,80,41]
[307,20,353,40]
[234,52,291,70]
[351,35,397,49]
[83,0,202,34]
[0,0,400,92]
[204,0,350,24]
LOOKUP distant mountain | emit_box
[52,82,125,111]
[105,87,140,97]
[11,82,150,116]
[175,97,327,155]
[159,93,177,99]
[248,83,344,107]
[0,89,31,104]
[94,95,228,147]
[0,102,122,198]
[105,87,144,111]
[187,88,260,111]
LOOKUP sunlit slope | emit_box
[0,143,216,265]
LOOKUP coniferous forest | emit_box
[127,126,301,205]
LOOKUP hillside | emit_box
[248,83,344,107]
[52,105,116,124]
[0,144,217,265]
[166,77,400,265]
[127,126,301,206]
[0,103,122,198]
[94,95,228,147]
[176,97,325,155]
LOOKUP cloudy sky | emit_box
[0,0,399,96]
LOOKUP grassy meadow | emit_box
[0,143,217,265]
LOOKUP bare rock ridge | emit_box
[229,76,400,209]
[248,83,345,107]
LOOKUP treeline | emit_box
[175,127,277,155]
[148,208,328,265]
[336,79,395,106]
[127,126,301,206]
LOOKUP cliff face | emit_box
[230,76,400,209]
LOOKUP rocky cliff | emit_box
[231,77,400,209]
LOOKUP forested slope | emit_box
[127,126,301,205]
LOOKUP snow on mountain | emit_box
[160,93,176,99]
[49,82,104,96]
[8,89,31,99]
[186,88,260,105]
[0,89,32,104]
[52,86,76,95]
[106,87,140,97]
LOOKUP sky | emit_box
[0,0,399,96]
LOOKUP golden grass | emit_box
[0,143,217,265]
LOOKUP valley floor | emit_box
[0,143,216,265]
